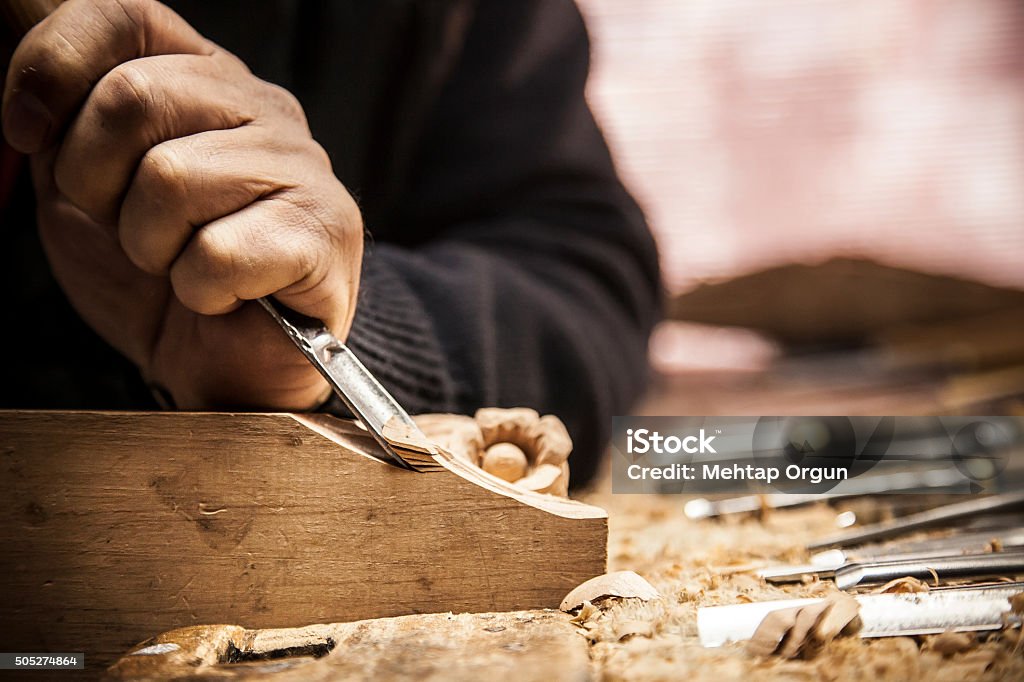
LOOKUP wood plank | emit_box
[0,411,606,671]
[106,609,591,681]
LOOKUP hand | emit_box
[2,0,363,409]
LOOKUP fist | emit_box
[2,0,363,409]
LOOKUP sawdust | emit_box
[929,631,976,656]
[577,479,1024,681]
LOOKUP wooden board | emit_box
[0,411,607,671]
[106,609,591,681]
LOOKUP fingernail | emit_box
[3,90,52,153]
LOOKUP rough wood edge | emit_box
[293,413,608,521]
[0,409,607,522]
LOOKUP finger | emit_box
[3,0,212,153]
[168,191,362,335]
[118,127,306,276]
[54,52,257,223]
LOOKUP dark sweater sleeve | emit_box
[335,0,661,486]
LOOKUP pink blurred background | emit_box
[578,0,1024,295]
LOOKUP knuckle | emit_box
[262,82,308,126]
[95,0,153,35]
[92,63,154,129]
[279,183,363,271]
[136,144,192,207]
[117,218,159,273]
[303,139,333,171]
[323,178,364,238]
[187,228,238,284]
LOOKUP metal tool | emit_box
[759,528,1024,583]
[698,582,1024,647]
[683,468,967,519]
[259,297,427,470]
[834,548,1024,590]
[808,490,1024,550]
[817,526,1024,565]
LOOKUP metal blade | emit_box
[258,297,426,470]
[808,490,1024,550]
[760,528,1024,583]
[834,549,1024,590]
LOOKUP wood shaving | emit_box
[381,416,439,455]
[481,443,528,482]
[776,600,833,659]
[873,576,930,594]
[412,414,484,464]
[748,593,861,660]
[527,415,573,466]
[414,409,573,495]
[475,408,540,445]
[570,601,599,625]
[560,571,661,612]
[516,464,566,495]
[746,605,804,658]
[807,593,861,655]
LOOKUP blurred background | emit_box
[577,0,1024,415]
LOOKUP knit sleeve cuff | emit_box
[319,246,457,418]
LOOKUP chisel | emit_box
[699,582,1024,647]
[808,490,1024,550]
[834,548,1024,590]
[759,527,1024,583]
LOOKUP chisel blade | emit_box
[258,297,434,471]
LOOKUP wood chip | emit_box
[560,571,661,612]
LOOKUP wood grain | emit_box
[0,411,607,671]
[106,610,591,681]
